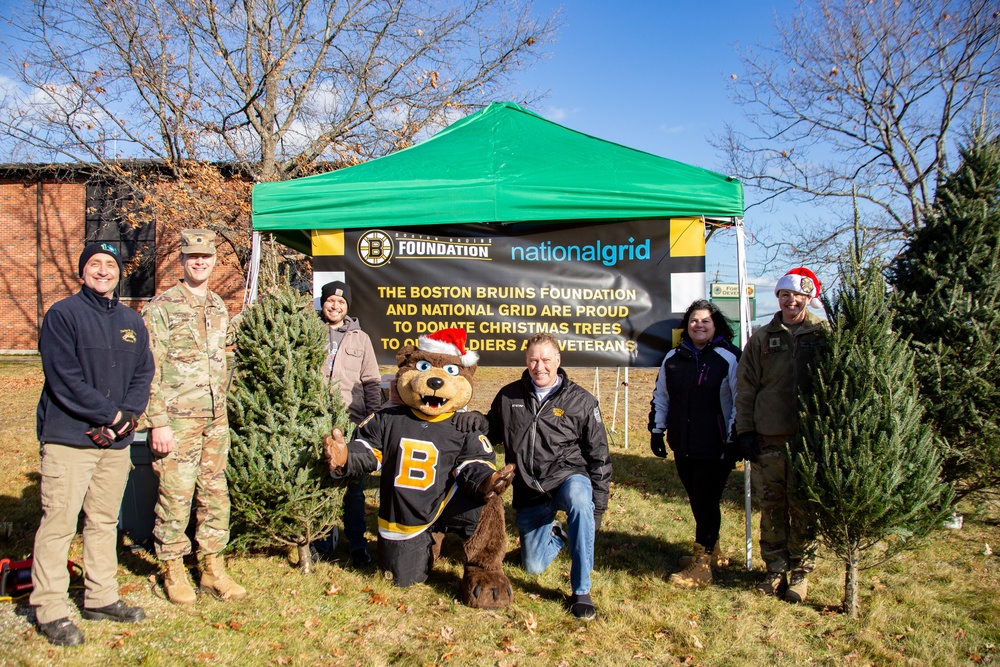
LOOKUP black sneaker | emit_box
[350,547,374,568]
[38,618,84,646]
[568,593,597,621]
[81,599,146,623]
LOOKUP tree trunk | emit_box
[297,544,314,574]
[842,548,860,618]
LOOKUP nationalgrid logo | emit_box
[510,237,651,267]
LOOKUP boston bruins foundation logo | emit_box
[357,230,393,268]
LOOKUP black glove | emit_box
[738,432,762,463]
[86,425,116,448]
[649,432,667,458]
[452,410,489,433]
[110,410,137,438]
[594,512,603,532]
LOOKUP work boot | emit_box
[38,618,84,646]
[785,569,808,603]
[754,571,788,597]
[199,553,247,601]
[162,558,197,605]
[677,542,729,569]
[82,599,145,622]
[669,542,713,588]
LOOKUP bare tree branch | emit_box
[716,0,1000,267]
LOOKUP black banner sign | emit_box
[312,218,706,367]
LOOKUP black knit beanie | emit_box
[320,280,351,308]
[78,242,124,277]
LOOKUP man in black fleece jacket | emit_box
[31,242,154,647]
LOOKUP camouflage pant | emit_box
[751,435,817,573]
[152,415,231,560]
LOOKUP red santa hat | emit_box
[774,267,822,309]
[418,328,479,367]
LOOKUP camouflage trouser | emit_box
[152,415,231,560]
[751,435,817,573]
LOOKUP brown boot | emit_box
[785,568,808,603]
[199,553,247,601]
[678,542,729,569]
[669,543,712,588]
[754,571,788,597]
[162,558,197,605]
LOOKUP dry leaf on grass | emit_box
[524,613,537,634]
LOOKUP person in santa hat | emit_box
[734,267,829,604]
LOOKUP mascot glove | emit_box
[594,512,603,533]
[738,432,762,463]
[453,410,489,433]
[477,464,516,501]
[110,410,137,438]
[323,427,349,475]
[86,425,116,448]
[649,431,667,458]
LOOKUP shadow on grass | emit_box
[0,471,41,559]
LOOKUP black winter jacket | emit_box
[648,338,741,460]
[36,286,154,449]
[486,369,612,515]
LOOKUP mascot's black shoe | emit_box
[568,593,597,621]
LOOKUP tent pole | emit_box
[611,367,621,432]
[735,217,753,572]
[243,231,262,308]
[623,366,630,449]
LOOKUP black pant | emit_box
[377,490,483,587]
[674,457,733,550]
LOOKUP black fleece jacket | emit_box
[36,286,154,449]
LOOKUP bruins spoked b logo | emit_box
[357,230,394,268]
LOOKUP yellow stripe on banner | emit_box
[311,229,345,256]
[672,328,684,348]
[670,217,706,257]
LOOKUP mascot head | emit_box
[396,328,478,418]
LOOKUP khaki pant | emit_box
[751,435,817,573]
[152,416,231,560]
[30,444,131,624]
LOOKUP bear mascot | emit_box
[323,327,516,609]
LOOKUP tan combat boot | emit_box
[669,543,713,588]
[785,568,808,603]
[677,542,729,569]
[754,571,788,597]
[199,553,247,601]
[162,558,197,605]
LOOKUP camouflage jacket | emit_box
[142,280,229,426]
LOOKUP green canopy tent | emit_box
[250,102,756,568]
[251,101,744,255]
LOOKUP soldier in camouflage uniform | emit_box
[142,229,246,604]
[735,267,829,604]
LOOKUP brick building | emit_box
[0,165,247,353]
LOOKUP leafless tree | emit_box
[717,0,1000,266]
[0,0,557,264]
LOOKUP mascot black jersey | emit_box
[344,404,498,541]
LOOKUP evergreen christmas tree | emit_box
[793,243,953,618]
[226,258,352,572]
[889,126,1000,501]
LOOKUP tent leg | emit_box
[623,366,629,450]
[610,367,621,432]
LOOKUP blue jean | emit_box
[311,473,367,557]
[515,474,595,595]
[342,473,368,553]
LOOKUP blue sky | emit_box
[510,0,802,318]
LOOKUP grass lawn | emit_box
[0,359,997,666]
